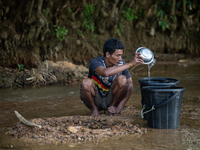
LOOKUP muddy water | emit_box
[0,62,200,150]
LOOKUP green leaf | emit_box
[123,7,137,21]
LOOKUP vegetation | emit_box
[116,20,124,37]
[157,6,170,31]
[55,26,68,41]
[18,64,24,71]
[0,0,199,69]
[123,7,138,21]
[44,8,50,18]
[82,3,97,41]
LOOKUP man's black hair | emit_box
[103,38,125,56]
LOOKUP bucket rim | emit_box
[139,77,180,85]
[142,86,185,92]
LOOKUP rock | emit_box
[91,129,102,135]
[67,126,78,133]
[76,40,81,45]
[89,124,99,129]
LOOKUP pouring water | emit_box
[148,59,156,81]
[135,47,155,81]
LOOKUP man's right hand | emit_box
[130,52,144,66]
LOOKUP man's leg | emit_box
[108,75,128,115]
[80,78,99,116]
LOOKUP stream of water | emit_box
[148,59,156,81]
[0,62,200,150]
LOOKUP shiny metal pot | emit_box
[135,47,154,64]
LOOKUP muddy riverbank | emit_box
[0,53,200,89]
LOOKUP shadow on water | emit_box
[0,63,200,150]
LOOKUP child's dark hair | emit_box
[103,38,125,56]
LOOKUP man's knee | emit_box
[114,75,127,88]
[81,78,94,91]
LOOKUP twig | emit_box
[0,77,22,88]
[32,52,42,65]
[75,1,82,15]
[14,111,42,128]
[61,3,68,11]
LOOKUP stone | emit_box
[67,126,78,133]
[91,129,102,135]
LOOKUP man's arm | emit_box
[95,63,131,77]
[95,53,143,77]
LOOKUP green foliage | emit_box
[159,20,169,31]
[123,7,138,21]
[119,23,123,32]
[157,7,165,18]
[137,7,143,17]
[91,33,97,42]
[156,4,174,31]
[18,64,24,71]
[82,3,95,32]
[186,0,192,10]
[44,8,50,18]
[55,26,68,41]
[115,29,121,37]
[185,0,196,15]
[68,8,72,13]
[169,15,175,23]
[82,3,97,41]
[116,20,124,37]
[77,29,84,38]
[84,3,95,19]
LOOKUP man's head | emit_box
[103,38,125,57]
[103,38,125,66]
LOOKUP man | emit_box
[80,38,143,116]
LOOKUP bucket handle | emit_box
[141,91,178,118]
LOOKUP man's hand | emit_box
[130,52,144,66]
[108,106,120,115]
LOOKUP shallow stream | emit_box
[0,62,200,150]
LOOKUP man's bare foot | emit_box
[90,112,100,121]
[90,109,100,117]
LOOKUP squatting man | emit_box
[80,38,144,116]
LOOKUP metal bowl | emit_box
[135,47,154,64]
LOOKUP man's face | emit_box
[107,49,123,66]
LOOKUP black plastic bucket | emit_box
[139,77,180,87]
[141,86,185,129]
[139,77,180,119]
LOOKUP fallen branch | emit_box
[14,111,42,128]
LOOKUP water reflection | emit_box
[0,63,200,150]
